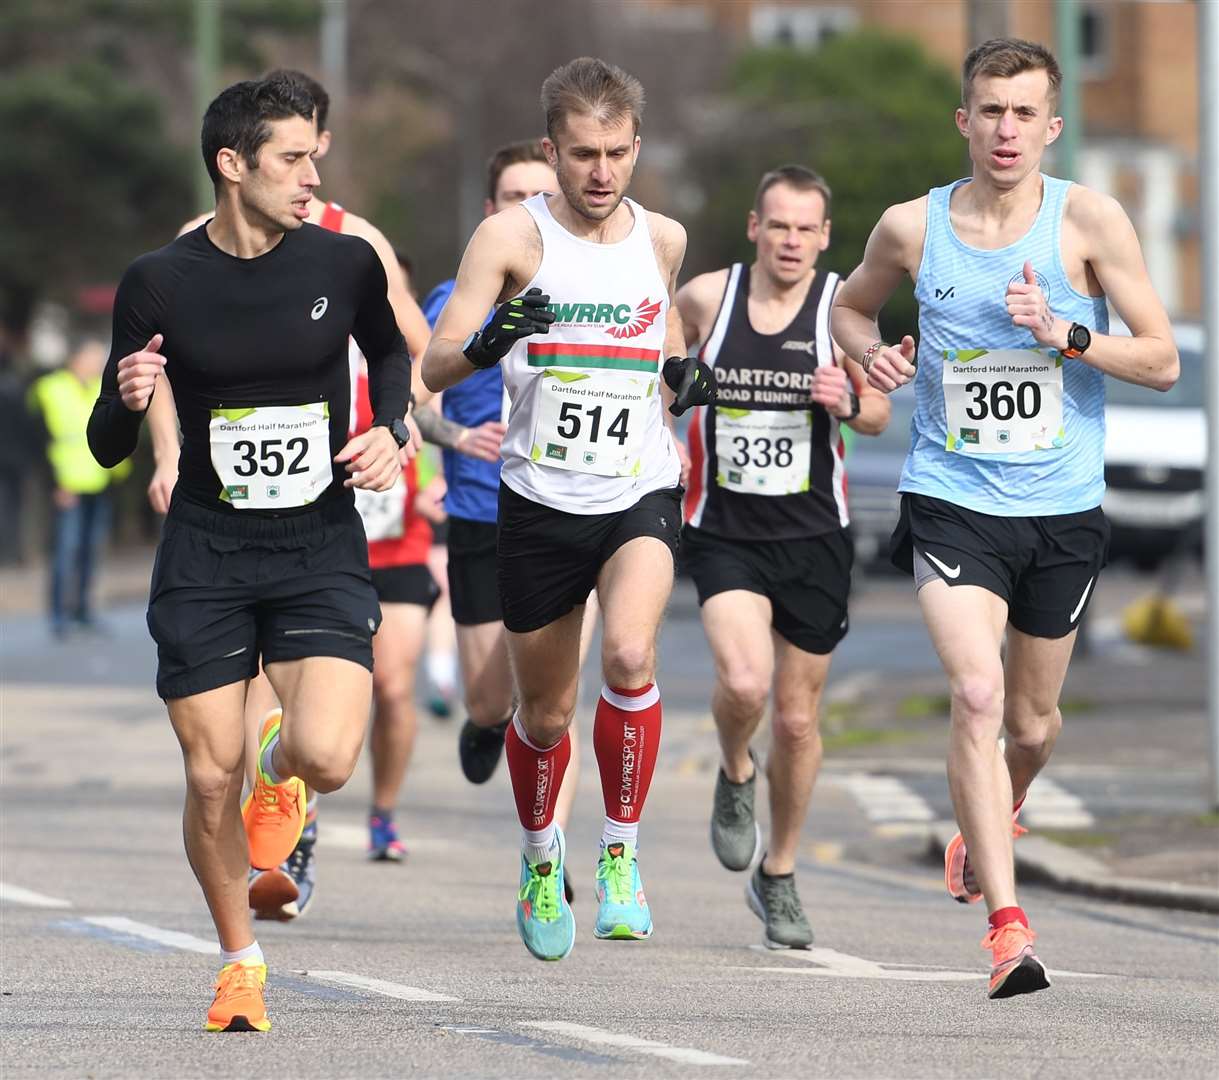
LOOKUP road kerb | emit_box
[926,821,1219,915]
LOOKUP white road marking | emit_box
[83,916,219,954]
[834,772,937,824]
[1023,776,1096,829]
[300,970,460,1003]
[0,882,72,908]
[522,1021,749,1067]
[749,945,1107,981]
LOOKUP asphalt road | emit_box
[2,572,1216,1078]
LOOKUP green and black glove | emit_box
[662,355,716,416]
[463,287,556,369]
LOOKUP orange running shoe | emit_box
[945,804,1027,904]
[243,710,306,871]
[205,961,271,1032]
[982,922,1050,999]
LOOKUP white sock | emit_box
[523,823,558,867]
[601,816,638,850]
[220,941,264,967]
[427,651,458,694]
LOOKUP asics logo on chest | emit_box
[310,296,329,321]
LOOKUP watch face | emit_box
[1069,324,1091,351]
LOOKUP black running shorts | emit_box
[446,517,501,626]
[147,495,381,700]
[497,482,682,634]
[371,563,440,610]
[891,493,1109,639]
[682,525,853,655]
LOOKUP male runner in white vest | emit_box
[833,38,1177,998]
[678,165,888,949]
[423,56,714,961]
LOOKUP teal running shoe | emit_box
[594,842,652,940]
[516,827,575,961]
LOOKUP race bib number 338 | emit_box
[942,348,1064,454]
[210,402,331,509]
[715,408,812,495]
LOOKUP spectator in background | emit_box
[27,333,128,637]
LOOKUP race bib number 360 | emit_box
[531,369,651,477]
[715,408,812,495]
[942,348,1064,454]
[210,402,331,509]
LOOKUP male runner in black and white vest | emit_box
[677,165,889,949]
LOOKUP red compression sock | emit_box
[594,683,662,826]
[504,714,571,831]
[988,906,1029,931]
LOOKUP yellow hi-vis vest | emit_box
[29,370,130,494]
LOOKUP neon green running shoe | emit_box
[516,826,575,961]
[594,841,652,940]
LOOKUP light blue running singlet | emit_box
[900,174,1109,516]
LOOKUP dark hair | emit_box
[265,68,330,131]
[754,165,832,218]
[486,139,549,202]
[200,72,315,187]
[962,38,1063,111]
[541,57,645,141]
[393,248,413,278]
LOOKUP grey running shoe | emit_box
[710,753,762,871]
[746,863,813,949]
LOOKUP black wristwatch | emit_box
[1062,322,1092,359]
[380,417,412,449]
[841,390,860,421]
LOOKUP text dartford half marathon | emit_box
[950,364,1049,376]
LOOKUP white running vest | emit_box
[499,193,680,514]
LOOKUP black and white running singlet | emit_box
[684,263,847,540]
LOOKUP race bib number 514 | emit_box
[210,402,331,509]
[531,369,651,477]
[942,348,1064,454]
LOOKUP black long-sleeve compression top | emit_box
[88,222,411,515]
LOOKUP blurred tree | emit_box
[686,30,965,339]
[0,62,194,339]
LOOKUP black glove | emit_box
[662,355,716,416]
[463,287,555,369]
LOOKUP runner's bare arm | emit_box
[342,213,438,409]
[146,373,180,514]
[675,269,729,353]
[831,198,925,392]
[412,400,504,462]
[422,210,533,392]
[839,347,890,436]
[1053,188,1178,390]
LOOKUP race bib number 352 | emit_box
[530,369,651,477]
[942,348,1064,454]
[210,402,331,509]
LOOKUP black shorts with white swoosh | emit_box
[890,493,1109,639]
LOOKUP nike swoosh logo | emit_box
[1069,577,1095,624]
[923,551,962,579]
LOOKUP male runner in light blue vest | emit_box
[833,38,1177,999]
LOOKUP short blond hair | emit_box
[963,38,1063,111]
[541,57,645,141]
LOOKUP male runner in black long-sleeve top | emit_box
[88,73,414,1033]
